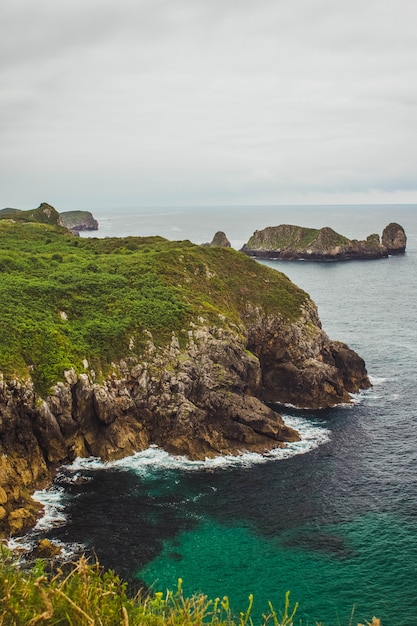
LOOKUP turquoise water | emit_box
[22,204,417,625]
[140,513,417,625]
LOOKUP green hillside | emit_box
[0,220,307,394]
[0,202,63,226]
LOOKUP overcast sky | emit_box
[1,0,417,210]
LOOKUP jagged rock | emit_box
[241,223,407,260]
[246,303,370,408]
[30,538,62,559]
[0,296,370,535]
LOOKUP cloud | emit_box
[1,0,417,208]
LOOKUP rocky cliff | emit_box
[0,308,370,537]
[59,210,99,232]
[241,223,406,260]
[0,221,370,536]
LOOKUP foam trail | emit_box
[21,414,330,541]
[32,486,67,531]
[66,414,330,474]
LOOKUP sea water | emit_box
[18,205,417,625]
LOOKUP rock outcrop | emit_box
[381,222,407,254]
[0,300,370,536]
[241,223,406,260]
[59,210,99,232]
[203,231,231,247]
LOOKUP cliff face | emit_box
[242,223,407,260]
[0,302,370,536]
[59,210,99,232]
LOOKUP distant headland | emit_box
[0,202,98,233]
[241,222,406,261]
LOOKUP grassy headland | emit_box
[0,219,307,395]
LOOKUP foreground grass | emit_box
[0,548,379,626]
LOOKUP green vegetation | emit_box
[0,547,379,625]
[0,220,307,395]
[246,225,350,251]
[0,203,63,227]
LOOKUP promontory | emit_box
[0,203,98,233]
[0,206,370,536]
[241,222,406,260]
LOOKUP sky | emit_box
[1,0,417,210]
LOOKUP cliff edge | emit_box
[59,210,99,232]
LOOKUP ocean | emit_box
[15,205,417,625]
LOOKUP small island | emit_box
[241,222,406,261]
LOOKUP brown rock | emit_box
[0,487,7,504]
[209,231,231,247]
[0,293,370,535]
[381,222,407,254]
[31,539,62,559]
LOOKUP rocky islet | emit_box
[241,222,406,260]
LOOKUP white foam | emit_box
[23,416,329,540]
[63,416,330,475]
[368,374,388,386]
[32,485,68,531]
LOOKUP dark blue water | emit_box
[21,205,417,625]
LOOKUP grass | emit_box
[246,225,350,251]
[0,547,380,626]
[0,220,308,395]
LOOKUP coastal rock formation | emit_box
[381,222,407,254]
[241,223,406,260]
[0,220,371,536]
[59,210,99,232]
[0,303,370,536]
[202,231,231,247]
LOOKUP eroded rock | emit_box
[0,304,370,536]
[242,223,407,260]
